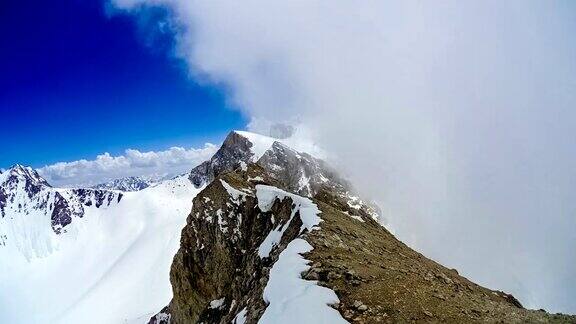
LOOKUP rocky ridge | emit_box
[154,131,576,323]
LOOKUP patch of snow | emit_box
[256,185,321,230]
[155,312,171,323]
[216,209,228,233]
[233,307,247,324]
[234,131,277,161]
[297,174,311,194]
[351,215,365,223]
[259,239,347,324]
[248,176,264,182]
[255,185,322,258]
[347,196,362,210]
[209,297,225,309]
[220,180,251,203]
[239,161,248,171]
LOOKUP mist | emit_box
[111,0,576,313]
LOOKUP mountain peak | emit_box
[232,130,279,161]
[189,131,280,188]
[1,164,51,189]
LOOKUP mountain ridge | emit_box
[151,131,576,323]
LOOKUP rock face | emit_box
[0,164,122,234]
[158,131,576,323]
[170,169,278,323]
[189,131,258,188]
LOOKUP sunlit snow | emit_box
[0,176,201,324]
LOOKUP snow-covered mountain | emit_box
[0,165,201,323]
[0,164,122,249]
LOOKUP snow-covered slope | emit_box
[0,165,123,256]
[0,168,202,323]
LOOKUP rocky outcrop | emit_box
[0,186,7,217]
[258,141,348,197]
[189,132,257,187]
[169,165,307,323]
[50,192,73,232]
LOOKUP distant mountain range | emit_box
[92,174,175,192]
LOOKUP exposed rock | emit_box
[189,131,257,187]
[148,306,171,324]
[353,301,368,312]
[168,166,311,323]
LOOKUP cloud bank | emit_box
[39,144,217,187]
[112,0,576,313]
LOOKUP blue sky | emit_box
[0,0,245,169]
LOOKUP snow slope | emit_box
[260,238,347,324]
[0,175,201,324]
[256,185,346,324]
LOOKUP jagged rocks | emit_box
[51,192,73,233]
[257,141,347,197]
[189,131,258,188]
[169,167,309,323]
[0,186,7,218]
[148,306,171,324]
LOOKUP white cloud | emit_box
[111,0,576,313]
[39,144,217,187]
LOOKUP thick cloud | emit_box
[111,0,576,313]
[39,144,217,187]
